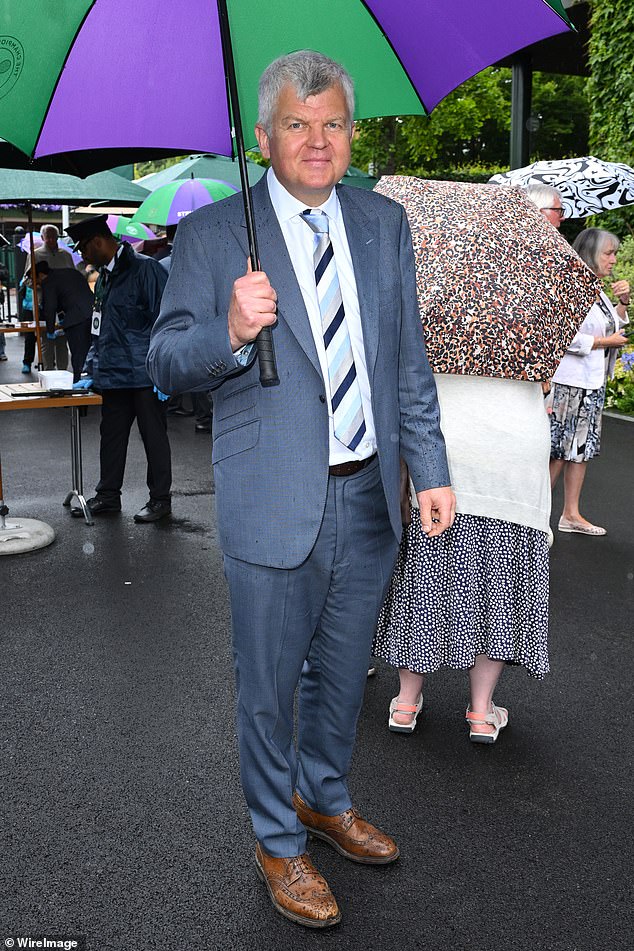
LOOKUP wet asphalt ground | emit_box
[1,329,633,951]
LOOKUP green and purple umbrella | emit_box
[0,0,575,383]
[105,214,155,242]
[135,154,266,192]
[131,178,238,227]
[0,1,573,166]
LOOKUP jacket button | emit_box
[319,395,326,403]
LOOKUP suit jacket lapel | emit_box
[337,186,380,380]
[227,179,322,376]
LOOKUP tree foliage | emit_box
[587,0,634,236]
[350,68,589,182]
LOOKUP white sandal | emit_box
[558,518,606,536]
[465,704,509,744]
[388,694,423,734]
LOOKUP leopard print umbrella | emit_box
[375,176,601,382]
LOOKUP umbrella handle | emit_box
[255,327,277,387]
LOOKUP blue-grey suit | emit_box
[147,178,449,856]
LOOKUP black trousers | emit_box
[96,387,171,503]
[22,321,86,375]
[21,312,35,365]
[64,321,92,383]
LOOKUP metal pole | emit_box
[510,51,532,170]
[216,0,279,387]
[26,203,43,368]
[0,450,8,529]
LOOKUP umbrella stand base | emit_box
[0,517,56,555]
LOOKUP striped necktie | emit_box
[301,209,366,452]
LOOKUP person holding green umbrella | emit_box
[148,51,454,928]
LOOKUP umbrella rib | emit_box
[31,1,99,169]
[541,0,576,31]
[357,2,431,117]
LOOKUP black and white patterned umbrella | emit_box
[489,156,634,218]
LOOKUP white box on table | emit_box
[38,370,74,389]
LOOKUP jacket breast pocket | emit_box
[212,419,260,464]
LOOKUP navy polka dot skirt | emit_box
[373,513,549,679]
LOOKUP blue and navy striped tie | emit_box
[301,210,366,452]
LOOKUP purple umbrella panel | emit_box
[5,0,574,163]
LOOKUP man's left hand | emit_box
[416,486,456,538]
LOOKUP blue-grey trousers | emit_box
[224,456,398,857]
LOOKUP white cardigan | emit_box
[552,292,628,390]
[412,375,551,533]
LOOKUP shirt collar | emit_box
[104,243,124,272]
[266,167,340,225]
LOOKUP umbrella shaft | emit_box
[216,0,278,387]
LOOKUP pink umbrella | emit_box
[18,232,82,265]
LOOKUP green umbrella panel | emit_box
[134,154,266,192]
[131,178,238,227]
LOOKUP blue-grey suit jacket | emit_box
[147,178,449,569]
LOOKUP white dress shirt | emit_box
[266,168,377,464]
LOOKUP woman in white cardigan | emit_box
[549,228,629,536]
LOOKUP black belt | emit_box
[329,453,377,477]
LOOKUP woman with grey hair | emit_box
[549,227,630,535]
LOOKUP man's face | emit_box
[42,229,59,250]
[540,198,564,229]
[78,235,110,268]
[255,83,353,207]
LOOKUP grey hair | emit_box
[258,50,355,135]
[523,183,562,211]
[572,227,620,275]
[40,224,59,238]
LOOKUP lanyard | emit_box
[93,269,109,313]
[596,294,616,335]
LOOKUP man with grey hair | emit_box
[148,50,454,928]
[35,224,75,269]
[524,183,565,229]
[34,223,74,369]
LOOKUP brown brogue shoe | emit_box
[292,792,399,865]
[255,843,341,928]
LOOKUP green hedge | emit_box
[588,0,634,238]
[604,235,634,415]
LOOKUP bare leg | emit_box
[549,458,565,490]
[468,655,506,736]
[561,460,593,524]
[391,668,425,726]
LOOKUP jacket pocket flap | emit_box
[215,382,258,421]
[212,419,260,464]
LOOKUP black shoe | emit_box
[133,499,172,523]
[194,422,212,433]
[71,496,121,517]
[168,407,195,417]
